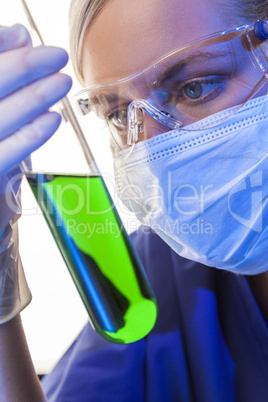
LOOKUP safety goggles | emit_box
[72,21,268,156]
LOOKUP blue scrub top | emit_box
[42,227,268,401]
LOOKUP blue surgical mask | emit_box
[114,95,268,275]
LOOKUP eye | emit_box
[107,109,128,130]
[157,75,229,123]
[183,80,218,100]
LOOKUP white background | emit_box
[1,0,139,374]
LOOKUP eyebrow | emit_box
[87,49,231,109]
[90,93,120,106]
[156,49,231,85]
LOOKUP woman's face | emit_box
[80,0,261,148]
[81,0,247,86]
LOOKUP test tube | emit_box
[19,0,157,343]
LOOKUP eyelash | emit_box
[172,75,228,106]
[106,109,128,131]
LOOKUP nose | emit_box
[139,112,172,142]
[127,99,181,146]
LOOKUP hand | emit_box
[0,24,72,323]
[0,24,72,174]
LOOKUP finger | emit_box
[0,45,69,99]
[0,24,32,53]
[0,72,72,140]
[0,111,62,175]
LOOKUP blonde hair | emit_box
[69,0,267,85]
[69,0,110,85]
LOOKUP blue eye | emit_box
[108,109,128,129]
[183,81,217,100]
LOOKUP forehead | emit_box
[82,0,245,86]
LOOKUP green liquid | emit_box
[27,173,157,343]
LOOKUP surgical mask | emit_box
[113,95,268,275]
